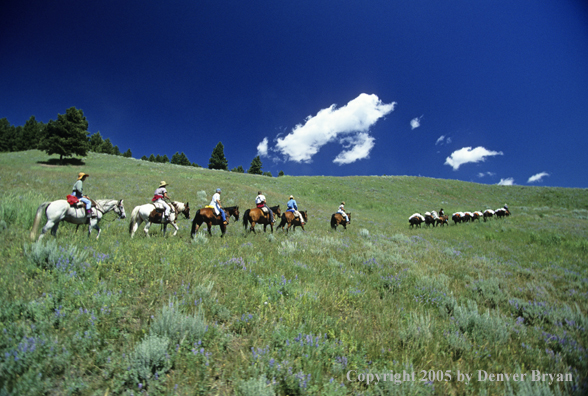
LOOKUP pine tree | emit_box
[155,154,162,163]
[162,154,169,163]
[141,155,148,161]
[38,107,89,161]
[148,154,156,162]
[101,138,114,154]
[178,152,191,166]
[89,132,104,152]
[171,152,181,165]
[263,171,273,177]
[113,145,121,156]
[0,118,15,152]
[191,162,201,168]
[20,116,44,150]
[247,156,263,175]
[278,170,285,177]
[123,148,132,158]
[231,166,245,173]
[208,142,228,170]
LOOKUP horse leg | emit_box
[144,222,152,237]
[251,221,257,234]
[92,219,101,240]
[162,223,167,237]
[50,221,60,237]
[207,221,213,236]
[171,222,179,236]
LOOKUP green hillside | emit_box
[1,151,587,395]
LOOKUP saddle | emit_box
[261,206,269,214]
[66,195,97,209]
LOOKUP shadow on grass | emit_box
[37,158,86,166]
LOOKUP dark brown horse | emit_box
[243,205,282,233]
[150,201,190,236]
[190,206,239,237]
[436,215,449,227]
[331,212,351,230]
[278,210,308,233]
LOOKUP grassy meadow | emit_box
[0,150,587,395]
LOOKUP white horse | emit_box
[128,201,190,238]
[30,199,126,241]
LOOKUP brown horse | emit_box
[243,205,282,233]
[150,201,190,236]
[190,206,239,237]
[278,210,308,233]
[436,215,449,227]
[331,212,351,230]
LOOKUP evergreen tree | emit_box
[88,131,104,152]
[123,148,132,158]
[155,154,162,163]
[191,162,201,168]
[148,154,156,162]
[247,156,263,175]
[38,107,89,161]
[263,171,273,177]
[171,152,181,165]
[141,155,148,161]
[208,142,228,170]
[178,152,191,166]
[162,154,169,163]
[113,145,121,156]
[0,118,16,152]
[231,166,245,173]
[20,116,44,150]
[101,138,114,154]
[278,170,285,177]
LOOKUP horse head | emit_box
[301,210,308,222]
[115,199,126,219]
[272,205,282,218]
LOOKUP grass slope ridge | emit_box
[0,150,587,395]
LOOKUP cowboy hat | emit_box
[159,181,168,188]
[341,201,345,205]
[289,195,294,199]
[77,172,89,180]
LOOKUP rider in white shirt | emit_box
[337,201,350,224]
[210,188,227,224]
[255,191,274,223]
[153,181,172,222]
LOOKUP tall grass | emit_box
[0,151,587,395]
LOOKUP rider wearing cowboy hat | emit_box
[72,172,93,218]
[255,190,274,224]
[210,188,227,225]
[153,181,172,222]
[337,201,350,224]
[286,195,304,224]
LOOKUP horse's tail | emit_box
[330,213,337,229]
[30,202,50,240]
[128,206,141,234]
[243,209,250,229]
[190,210,200,237]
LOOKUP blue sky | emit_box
[2,0,588,187]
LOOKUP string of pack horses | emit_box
[408,205,511,228]
[29,173,352,241]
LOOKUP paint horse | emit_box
[128,201,190,237]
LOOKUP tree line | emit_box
[1,107,284,176]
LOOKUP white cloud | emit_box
[333,133,375,165]
[274,93,396,164]
[410,115,423,130]
[527,172,549,183]
[497,178,515,186]
[256,137,269,157]
[435,135,445,145]
[477,171,496,178]
[444,146,503,170]
[446,137,452,144]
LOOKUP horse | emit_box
[409,213,424,228]
[472,211,484,222]
[243,205,282,233]
[436,215,449,227]
[30,199,126,241]
[462,212,473,223]
[452,212,463,225]
[495,208,510,219]
[331,212,351,230]
[483,209,495,222]
[278,210,308,233]
[129,201,190,238]
[191,206,240,237]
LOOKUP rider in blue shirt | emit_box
[287,195,304,224]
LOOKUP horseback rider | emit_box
[72,172,93,218]
[152,181,172,222]
[504,203,509,213]
[287,195,304,224]
[338,201,350,224]
[439,208,445,216]
[211,188,228,225]
[255,191,274,224]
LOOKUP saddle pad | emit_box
[66,194,79,205]
[205,205,214,209]
[261,206,268,213]
[153,202,165,210]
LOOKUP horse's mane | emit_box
[224,205,239,211]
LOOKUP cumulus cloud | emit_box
[444,146,503,170]
[497,178,515,186]
[527,172,549,183]
[256,137,269,157]
[274,93,396,164]
[410,115,423,130]
[333,133,375,165]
